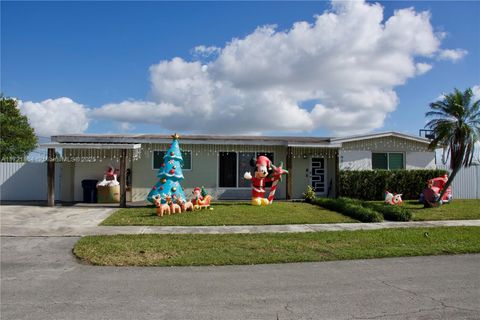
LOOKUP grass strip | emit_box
[404,200,480,221]
[100,202,356,226]
[313,197,383,222]
[73,226,480,266]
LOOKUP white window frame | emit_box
[216,151,276,189]
[152,150,192,171]
[371,152,405,170]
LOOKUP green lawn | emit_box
[403,199,480,221]
[101,202,357,226]
[74,226,480,266]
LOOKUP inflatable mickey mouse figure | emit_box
[243,156,274,206]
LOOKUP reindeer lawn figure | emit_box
[178,198,194,212]
[152,194,171,217]
[166,195,182,214]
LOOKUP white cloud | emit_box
[416,62,433,75]
[119,122,135,132]
[63,0,466,135]
[192,45,221,58]
[18,98,89,136]
[472,85,480,102]
[438,48,468,62]
[91,100,183,124]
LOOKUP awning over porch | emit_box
[39,142,142,208]
[40,142,142,149]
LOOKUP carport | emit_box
[40,143,142,207]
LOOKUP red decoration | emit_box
[162,163,165,167]
[159,186,164,190]
[170,151,175,156]
[169,169,175,174]
[153,186,156,190]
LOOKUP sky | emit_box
[2,0,479,139]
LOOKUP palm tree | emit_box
[425,88,480,204]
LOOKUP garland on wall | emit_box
[49,144,340,163]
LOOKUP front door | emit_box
[310,157,326,195]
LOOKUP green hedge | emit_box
[314,197,383,223]
[339,169,448,201]
[348,199,413,221]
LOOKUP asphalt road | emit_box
[1,236,479,320]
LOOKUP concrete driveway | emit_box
[0,205,115,236]
[1,236,479,320]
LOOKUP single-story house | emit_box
[41,131,435,205]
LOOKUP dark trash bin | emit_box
[81,179,98,203]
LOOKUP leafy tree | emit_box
[0,95,38,161]
[425,88,480,202]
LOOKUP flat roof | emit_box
[49,131,430,147]
[331,131,431,144]
[52,134,333,146]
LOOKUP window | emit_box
[372,153,404,170]
[216,151,277,188]
[219,152,237,187]
[238,152,255,187]
[388,153,404,170]
[153,151,192,170]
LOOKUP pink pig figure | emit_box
[385,191,403,205]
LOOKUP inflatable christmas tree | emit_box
[147,133,187,204]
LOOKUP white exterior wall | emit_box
[340,150,371,170]
[406,152,436,169]
[340,136,434,170]
[73,159,120,202]
[61,149,131,202]
[129,144,287,201]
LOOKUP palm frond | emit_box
[424,88,480,202]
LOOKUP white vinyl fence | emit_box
[437,165,480,199]
[0,162,61,201]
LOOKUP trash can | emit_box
[81,179,98,203]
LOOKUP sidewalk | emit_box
[2,205,480,237]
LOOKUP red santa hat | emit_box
[256,156,272,169]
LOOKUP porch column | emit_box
[286,147,293,200]
[334,150,340,198]
[47,148,55,207]
[119,149,127,208]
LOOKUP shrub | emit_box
[349,199,413,221]
[303,185,317,203]
[314,197,383,223]
[339,169,448,200]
